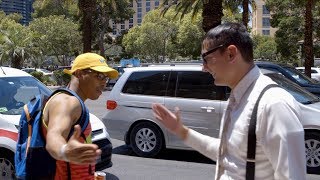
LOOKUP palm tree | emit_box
[78,0,97,52]
[224,0,256,29]
[160,0,223,33]
[304,0,314,77]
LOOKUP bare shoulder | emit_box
[47,93,82,121]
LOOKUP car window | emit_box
[266,73,320,104]
[174,71,227,100]
[0,77,52,115]
[39,69,51,73]
[122,71,170,96]
[282,66,319,84]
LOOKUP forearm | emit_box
[46,132,68,161]
[184,129,220,161]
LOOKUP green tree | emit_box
[160,0,223,33]
[0,12,32,68]
[34,0,133,55]
[175,12,204,59]
[123,9,204,61]
[28,15,82,66]
[93,0,134,57]
[266,0,320,68]
[123,9,178,62]
[252,35,277,61]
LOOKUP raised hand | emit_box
[152,103,189,140]
[64,125,101,164]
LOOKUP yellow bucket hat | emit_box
[63,53,118,79]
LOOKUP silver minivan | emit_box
[102,65,320,174]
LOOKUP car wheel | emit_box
[305,131,320,174]
[0,149,16,180]
[130,122,164,157]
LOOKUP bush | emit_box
[53,70,71,86]
[30,71,52,85]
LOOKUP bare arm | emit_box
[45,94,101,164]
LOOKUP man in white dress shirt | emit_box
[152,22,306,180]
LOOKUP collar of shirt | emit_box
[230,65,260,106]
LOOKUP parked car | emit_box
[256,61,320,97]
[296,66,320,81]
[102,65,320,174]
[0,67,112,179]
[106,66,126,89]
[21,68,53,76]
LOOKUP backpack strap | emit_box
[246,84,280,180]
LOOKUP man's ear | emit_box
[227,45,237,62]
[73,69,83,78]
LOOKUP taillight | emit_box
[106,100,117,110]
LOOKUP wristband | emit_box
[60,144,69,162]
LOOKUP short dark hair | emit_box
[203,22,253,63]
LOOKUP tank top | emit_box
[42,93,95,180]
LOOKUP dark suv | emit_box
[256,61,320,97]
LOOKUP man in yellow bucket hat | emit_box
[42,53,118,179]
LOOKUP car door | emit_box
[164,70,228,148]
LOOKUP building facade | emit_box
[0,0,34,25]
[110,0,161,37]
[251,0,277,36]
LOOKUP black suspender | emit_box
[246,84,280,180]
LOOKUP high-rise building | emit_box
[0,0,34,25]
[110,0,161,37]
[251,0,277,37]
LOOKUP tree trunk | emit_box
[79,0,96,53]
[98,6,108,57]
[242,0,249,29]
[11,55,22,69]
[304,0,314,77]
[202,0,223,33]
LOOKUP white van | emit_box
[102,65,320,174]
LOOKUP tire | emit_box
[0,149,16,180]
[305,131,320,174]
[130,122,164,158]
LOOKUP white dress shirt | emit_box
[184,65,306,180]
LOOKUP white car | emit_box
[296,67,320,81]
[21,68,53,76]
[0,67,112,179]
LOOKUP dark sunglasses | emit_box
[83,69,109,81]
[201,44,225,63]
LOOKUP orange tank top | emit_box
[42,93,95,180]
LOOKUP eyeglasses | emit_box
[201,44,225,64]
[83,69,109,81]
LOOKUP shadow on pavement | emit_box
[104,172,120,180]
[112,145,215,165]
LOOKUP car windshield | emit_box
[282,66,320,84]
[266,73,320,104]
[0,76,52,115]
[39,69,52,73]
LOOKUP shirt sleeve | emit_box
[258,92,306,180]
[184,129,220,161]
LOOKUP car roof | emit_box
[255,60,292,67]
[296,67,319,70]
[124,65,204,72]
[0,66,32,77]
